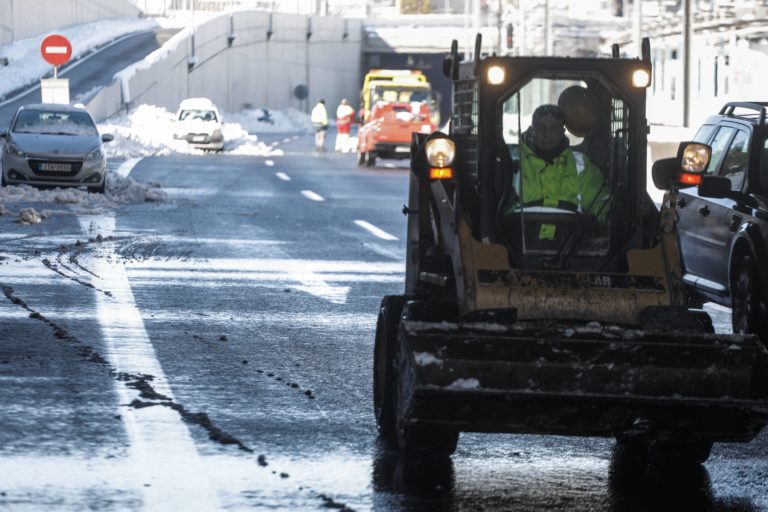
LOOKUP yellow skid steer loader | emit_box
[373,37,768,473]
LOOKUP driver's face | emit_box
[532,114,565,152]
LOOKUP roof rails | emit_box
[719,102,768,125]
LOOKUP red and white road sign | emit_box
[40,34,72,66]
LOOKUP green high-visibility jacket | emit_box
[505,142,610,224]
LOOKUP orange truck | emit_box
[357,100,436,167]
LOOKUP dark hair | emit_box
[532,104,565,122]
[319,99,325,104]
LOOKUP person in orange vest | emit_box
[335,98,355,153]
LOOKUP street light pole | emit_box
[683,0,691,126]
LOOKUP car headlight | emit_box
[5,141,26,157]
[85,147,104,161]
[425,138,456,168]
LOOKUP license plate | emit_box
[40,162,71,172]
[395,146,410,153]
[193,135,207,142]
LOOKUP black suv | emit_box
[671,102,768,340]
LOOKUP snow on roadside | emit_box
[0,103,310,223]
[98,104,308,158]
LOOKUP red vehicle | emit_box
[357,101,436,167]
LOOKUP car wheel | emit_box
[373,295,408,446]
[731,254,767,338]
[88,181,106,194]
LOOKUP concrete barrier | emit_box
[88,10,362,122]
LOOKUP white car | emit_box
[173,98,224,151]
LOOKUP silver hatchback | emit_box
[0,104,113,193]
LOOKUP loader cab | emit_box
[449,53,653,273]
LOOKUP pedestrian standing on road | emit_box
[335,98,355,153]
[311,99,329,152]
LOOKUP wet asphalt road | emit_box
[0,135,767,511]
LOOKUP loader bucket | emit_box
[396,319,768,443]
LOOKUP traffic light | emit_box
[506,24,514,49]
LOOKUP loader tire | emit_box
[394,338,458,456]
[374,295,408,445]
[648,440,713,468]
[609,437,648,488]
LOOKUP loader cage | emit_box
[458,57,652,273]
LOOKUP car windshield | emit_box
[498,74,632,271]
[13,109,98,136]
[179,109,218,122]
[371,85,429,104]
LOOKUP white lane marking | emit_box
[291,136,300,140]
[354,220,398,241]
[265,160,275,166]
[301,190,325,202]
[124,257,403,305]
[78,215,221,511]
[114,157,143,178]
[276,172,291,181]
[282,137,291,143]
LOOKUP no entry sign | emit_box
[40,34,72,66]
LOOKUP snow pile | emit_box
[0,18,158,100]
[225,107,314,135]
[414,352,443,367]
[447,378,480,389]
[97,104,305,158]
[0,172,167,219]
[18,208,44,224]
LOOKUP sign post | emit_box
[40,34,72,104]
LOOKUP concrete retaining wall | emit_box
[88,11,362,121]
[0,0,141,45]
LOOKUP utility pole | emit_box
[519,0,526,56]
[683,0,691,126]
[496,0,503,55]
[544,0,552,55]
[633,0,642,57]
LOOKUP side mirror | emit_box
[101,133,114,143]
[698,175,731,199]
[651,157,680,190]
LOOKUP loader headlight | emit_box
[632,68,651,88]
[425,138,455,168]
[487,65,505,85]
[681,143,710,174]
